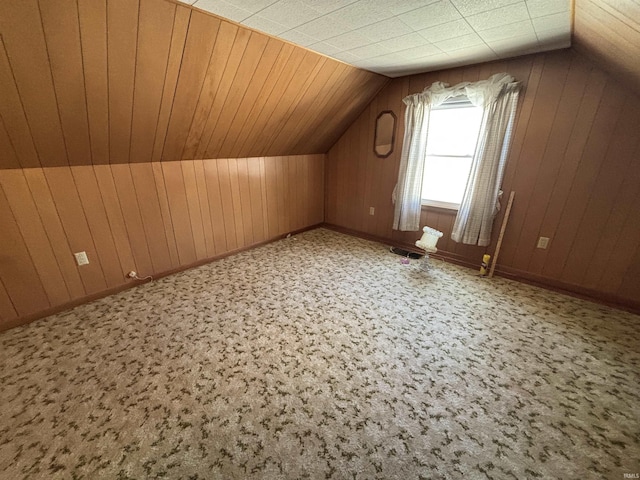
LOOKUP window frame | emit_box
[420,96,481,211]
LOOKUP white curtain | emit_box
[452,74,521,246]
[392,73,520,242]
[392,83,458,231]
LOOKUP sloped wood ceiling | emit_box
[0,0,388,169]
[573,0,640,92]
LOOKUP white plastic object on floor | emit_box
[415,226,443,271]
[415,226,443,254]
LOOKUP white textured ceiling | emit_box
[179,0,572,77]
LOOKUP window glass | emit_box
[422,103,483,208]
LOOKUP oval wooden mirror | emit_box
[374,110,396,158]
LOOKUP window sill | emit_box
[421,200,459,212]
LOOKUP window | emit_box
[421,98,483,209]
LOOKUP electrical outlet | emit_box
[537,237,550,249]
[369,207,375,216]
[74,251,89,266]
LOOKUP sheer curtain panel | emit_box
[451,74,521,246]
[392,83,459,231]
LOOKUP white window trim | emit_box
[421,199,460,210]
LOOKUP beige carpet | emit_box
[1,228,638,479]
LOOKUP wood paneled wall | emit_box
[0,0,387,169]
[0,155,324,328]
[573,0,640,92]
[326,49,640,309]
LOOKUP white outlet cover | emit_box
[537,237,549,249]
[74,251,89,266]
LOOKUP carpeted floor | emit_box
[1,228,638,479]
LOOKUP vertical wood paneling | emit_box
[71,166,124,287]
[193,160,216,258]
[542,84,625,280]
[574,0,640,92]
[277,157,290,235]
[203,160,228,255]
[162,161,197,265]
[0,278,18,324]
[618,247,640,301]
[179,19,230,159]
[591,145,640,293]
[312,155,323,225]
[0,115,21,169]
[0,1,67,166]
[44,167,108,294]
[602,185,640,294]
[107,0,139,164]
[353,110,369,234]
[0,1,385,169]
[0,45,39,168]
[265,55,329,156]
[521,56,592,273]
[201,30,270,158]
[237,158,255,246]
[263,56,331,154]
[259,158,270,239]
[181,161,208,260]
[78,0,109,165]
[1,154,325,326]
[161,12,220,161]
[372,88,390,238]
[312,72,387,154]
[238,49,307,156]
[313,155,325,224]
[93,165,138,275]
[526,68,608,273]
[499,52,572,267]
[559,101,640,285]
[333,140,348,228]
[0,185,50,316]
[377,81,404,238]
[226,44,295,158]
[129,163,173,272]
[264,156,280,239]
[39,0,92,166]
[151,5,191,162]
[300,70,375,156]
[310,72,367,155]
[198,28,259,159]
[151,162,181,267]
[129,0,176,163]
[227,159,246,248]
[298,157,309,232]
[326,49,640,308]
[215,40,284,157]
[216,158,239,252]
[361,100,378,235]
[109,164,154,275]
[500,55,544,191]
[288,63,349,154]
[23,169,87,299]
[291,156,303,229]
[248,158,266,243]
[0,170,70,305]
[325,146,337,226]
